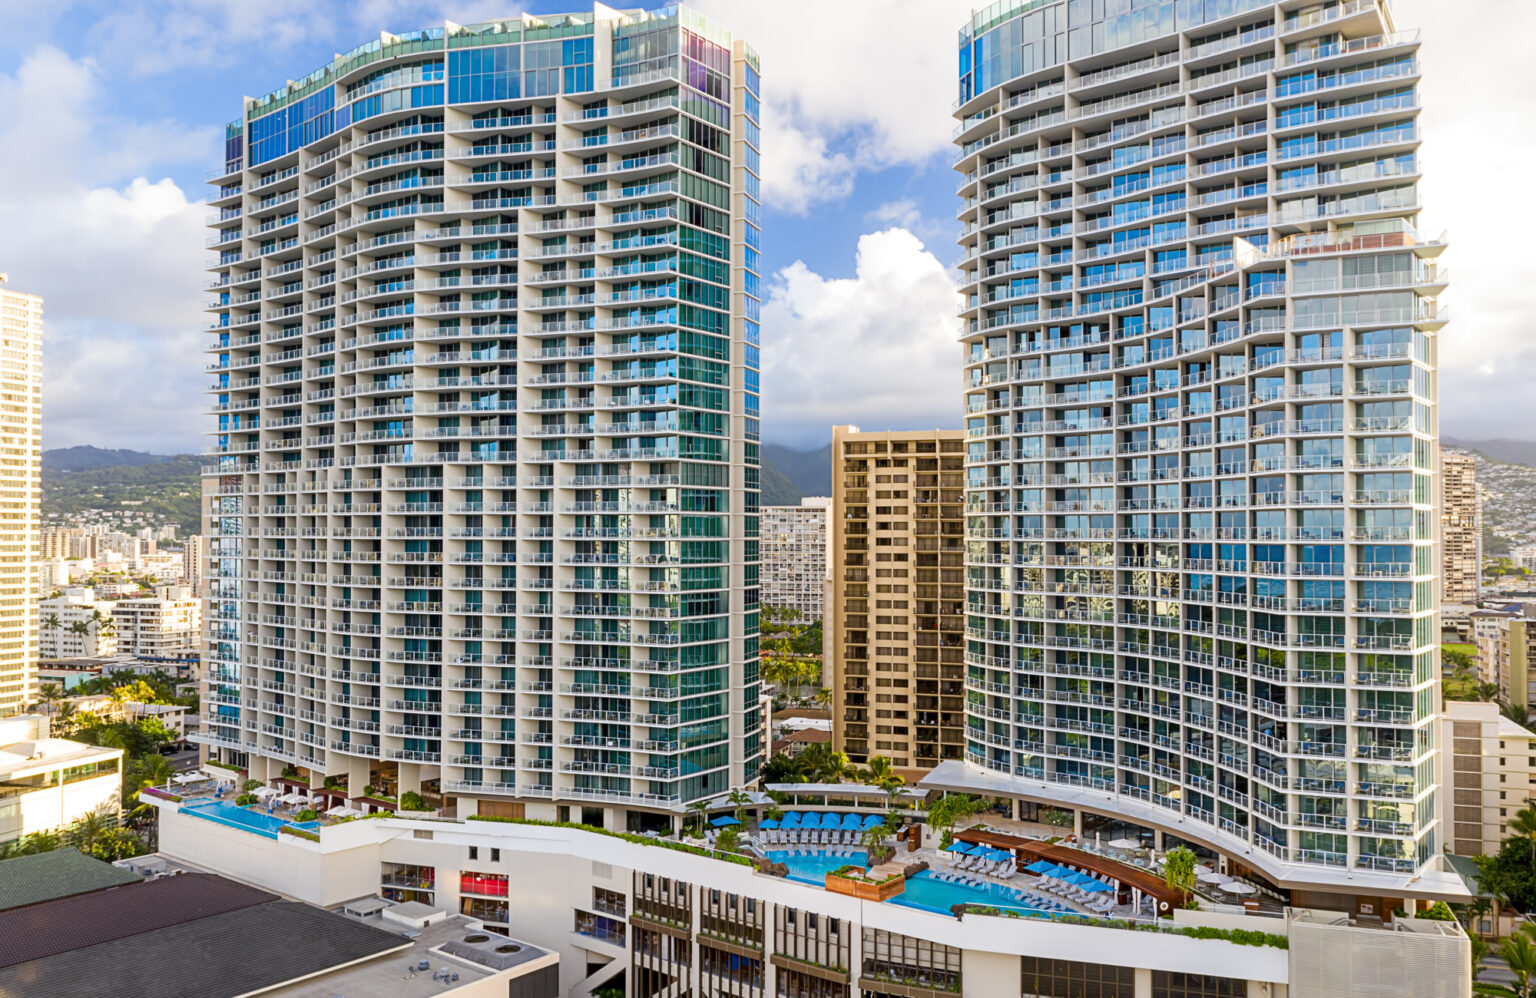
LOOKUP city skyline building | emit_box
[827,426,966,771]
[947,0,1454,896]
[0,275,42,717]
[199,6,762,825]
[1439,450,1479,605]
[760,496,828,620]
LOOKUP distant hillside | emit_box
[763,443,831,498]
[43,446,180,474]
[761,458,802,506]
[1445,438,1536,468]
[43,451,202,534]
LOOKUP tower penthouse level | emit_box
[947,0,1454,895]
[200,6,763,827]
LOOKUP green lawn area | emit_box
[1443,642,1477,657]
[1443,672,1482,702]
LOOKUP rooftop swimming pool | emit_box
[183,800,321,840]
[765,850,1056,919]
[766,849,869,885]
[891,871,1053,917]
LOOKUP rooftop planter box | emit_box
[825,865,905,902]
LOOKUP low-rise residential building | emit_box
[761,497,830,620]
[0,714,121,845]
[52,694,188,742]
[1440,700,1536,858]
[111,585,199,658]
[38,587,116,659]
[1473,609,1535,706]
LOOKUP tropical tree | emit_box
[758,752,804,785]
[716,826,741,854]
[64,808,110,855]
[859,755,898,787]
[1163,846,1198,908]
[686,799,711,836]
[726,787,752,825]
[1509,804,1536,866]
[1503,701,1533,729]
[860,822,892,866]
[1492,926,1536,998]
[925,793,985,848]
[43,612,60,631]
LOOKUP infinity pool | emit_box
[765,849,869,885]
[183,800,321,840]
[891,871,1054,918]
[765,850,1055,919]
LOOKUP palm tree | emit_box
[43,613,59,632]
[1509,805,1536,866]
[65,808,110,854]
[1499,927,1536,998]
[726,788,752,826]
[686,799,711,836]
[1502,700,1532,729]
[860,755,897,787]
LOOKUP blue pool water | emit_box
[890,871,1053,917]
[183,800,321,840]
[766,849,869,885]
[766,850,1055,919]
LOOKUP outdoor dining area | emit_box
[754,811,887,847]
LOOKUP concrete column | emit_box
[1073,808,1084,838]
[348,757,370,799]
[1154,829,1165,851]
[1011,797,1022,821]
[1134,967,1153,998]
[398,762,421,796]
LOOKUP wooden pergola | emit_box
[955,828,1188,913]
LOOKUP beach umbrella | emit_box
[862,814,884,829]
[1221,881,1256,895]
[1198,871,1230,885]
[759,818,780,830]
[1024,860,1055,874]
[712,815,741,827]
[801,812,822,830]
[1108,838,1139,850]
[781,812,801,827]
[841,813,862,829]
[944,841,973,854]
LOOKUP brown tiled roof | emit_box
[0,873,273,968]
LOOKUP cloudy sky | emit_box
[0,0,1527,454]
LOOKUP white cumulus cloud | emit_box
[761,228,962,447]
[0,46,213,453]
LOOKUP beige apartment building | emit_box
[827,426,965,772]
[0,276,41,717]
[1472,609,1535,708]
[1441,700,1536,857]
[1441,451,1481,605]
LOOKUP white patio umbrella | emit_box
[1108,838,1139,850]
[1221,881,1257,895]
[1193,863,1214,875]
[325,804,351,816]
[253,787,280,799]
[1198,871,1230,884]
[279,792,307,805]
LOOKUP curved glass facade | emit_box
[953,0,1446,884]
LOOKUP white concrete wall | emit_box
[15,773,119,838]
[151,802,1290,986]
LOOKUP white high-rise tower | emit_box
[199,7,762,828]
